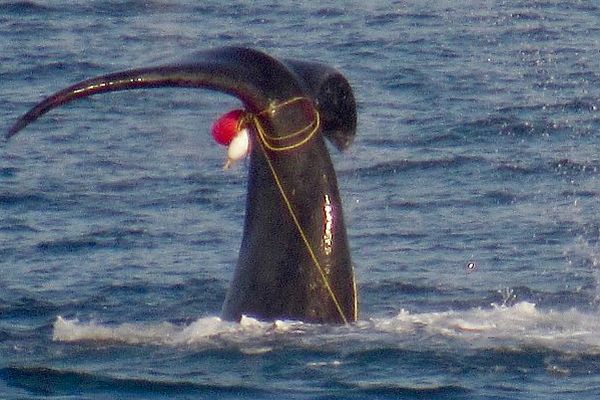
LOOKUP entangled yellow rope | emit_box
[257,98,318,142]
[249,97,321,152]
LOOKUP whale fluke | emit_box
[7,47,358,324]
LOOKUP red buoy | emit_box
[211,109,246,146]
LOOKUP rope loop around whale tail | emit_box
[210,96,319,167]
[253,96,320,152]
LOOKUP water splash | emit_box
[54,302,600,355]
[494,287,517,308]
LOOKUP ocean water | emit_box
[1,1,599,398]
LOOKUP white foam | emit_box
[53,314,305,348]
[371,302,600,353]
[52,302,600,354]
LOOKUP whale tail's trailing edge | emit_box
[6,47,358,324]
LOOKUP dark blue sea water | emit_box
[1,1,600,398]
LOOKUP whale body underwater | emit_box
[7,47,359,324]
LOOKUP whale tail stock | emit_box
[6,47,358,324]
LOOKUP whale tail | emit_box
[6,47,358,324]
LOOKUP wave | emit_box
[0,192,48,208]
[352,155,481,177]
[0,366,269,397]
[0,364,471,399]
[53,302,600,355]
[0,1,55,13]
